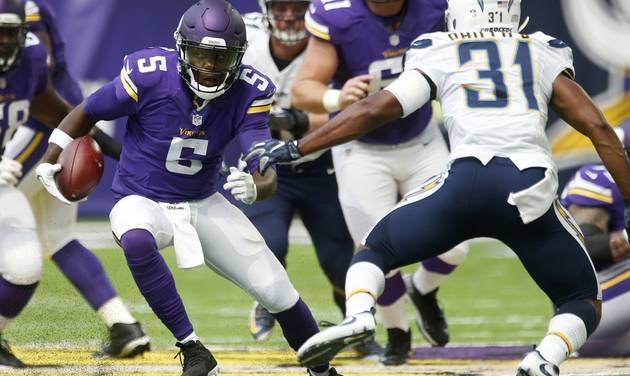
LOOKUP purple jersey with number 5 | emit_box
[0,32,47,152]
[305,0,445,145]
[561,165,624,232]
[84,47,275,202]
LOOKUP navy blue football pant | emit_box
[363,157,599,308]
[241,152,354,313]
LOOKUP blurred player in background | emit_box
[239,0,356,350]
[2,0,150,359]
[291,0,468,364]
[560,119,630,357]
[245,0,630,374]
[36,1,340,375]
[0,0,143,367]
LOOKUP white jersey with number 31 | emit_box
[403,31,574,171]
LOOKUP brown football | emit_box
[55,135,104,202]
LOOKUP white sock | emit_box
[412,265,445,295]
[181,331,199,344]
[413,245,468,294]
[345,262,384,316]
[377,295,409,330]
[97,297,136,328]
[536,313,588,365]
[0,315,11,331]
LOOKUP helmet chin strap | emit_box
[186,67,227,100]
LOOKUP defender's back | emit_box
[404,31,574,170]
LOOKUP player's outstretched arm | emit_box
[297,90,402,154]
[291,37,339,113]
[551,75,630,199]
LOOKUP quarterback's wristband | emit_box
[322,89,341,113]
[49,128,74,149]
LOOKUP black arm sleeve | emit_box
[90,128,122,161]
[580,224,614,270]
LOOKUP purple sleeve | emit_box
[84,79,137,121]
[305,0,335,43]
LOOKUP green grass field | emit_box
[6,240,551,350]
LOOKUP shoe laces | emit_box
[175,342,205,370]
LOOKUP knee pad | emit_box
[0,228,42,285]
[120,229,159,261]
[247,256,299,313]
[438,242,469,265]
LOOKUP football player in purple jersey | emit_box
[1,0,150,359]
[36,1,338,375]
[290,0,468,364]
[0,0,123,367]
[559,119,630,357]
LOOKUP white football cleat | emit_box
[297,311,376,368]
[517,350,560,376]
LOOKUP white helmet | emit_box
[445,0,529,33]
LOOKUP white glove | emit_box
[0,157,22,186]
[36,163,72,205]
[223,166,257,205]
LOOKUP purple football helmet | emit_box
[0,0,26,74]
[174,0,247,100]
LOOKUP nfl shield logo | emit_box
[192,114,203,127]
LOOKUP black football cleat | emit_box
[350,337,382,361]
[175,340,219,376]
[0,333,25,368]
[408,285,449,347]
[380,328,411,366]
[94,322,151,358]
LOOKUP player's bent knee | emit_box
[250,269,299,313]
[557,299,600,337]
[110,195,170,248]
[1,230,42,285]
[352,247,387,273]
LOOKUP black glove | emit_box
[268,108,310,138]
[244,139,302,175]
